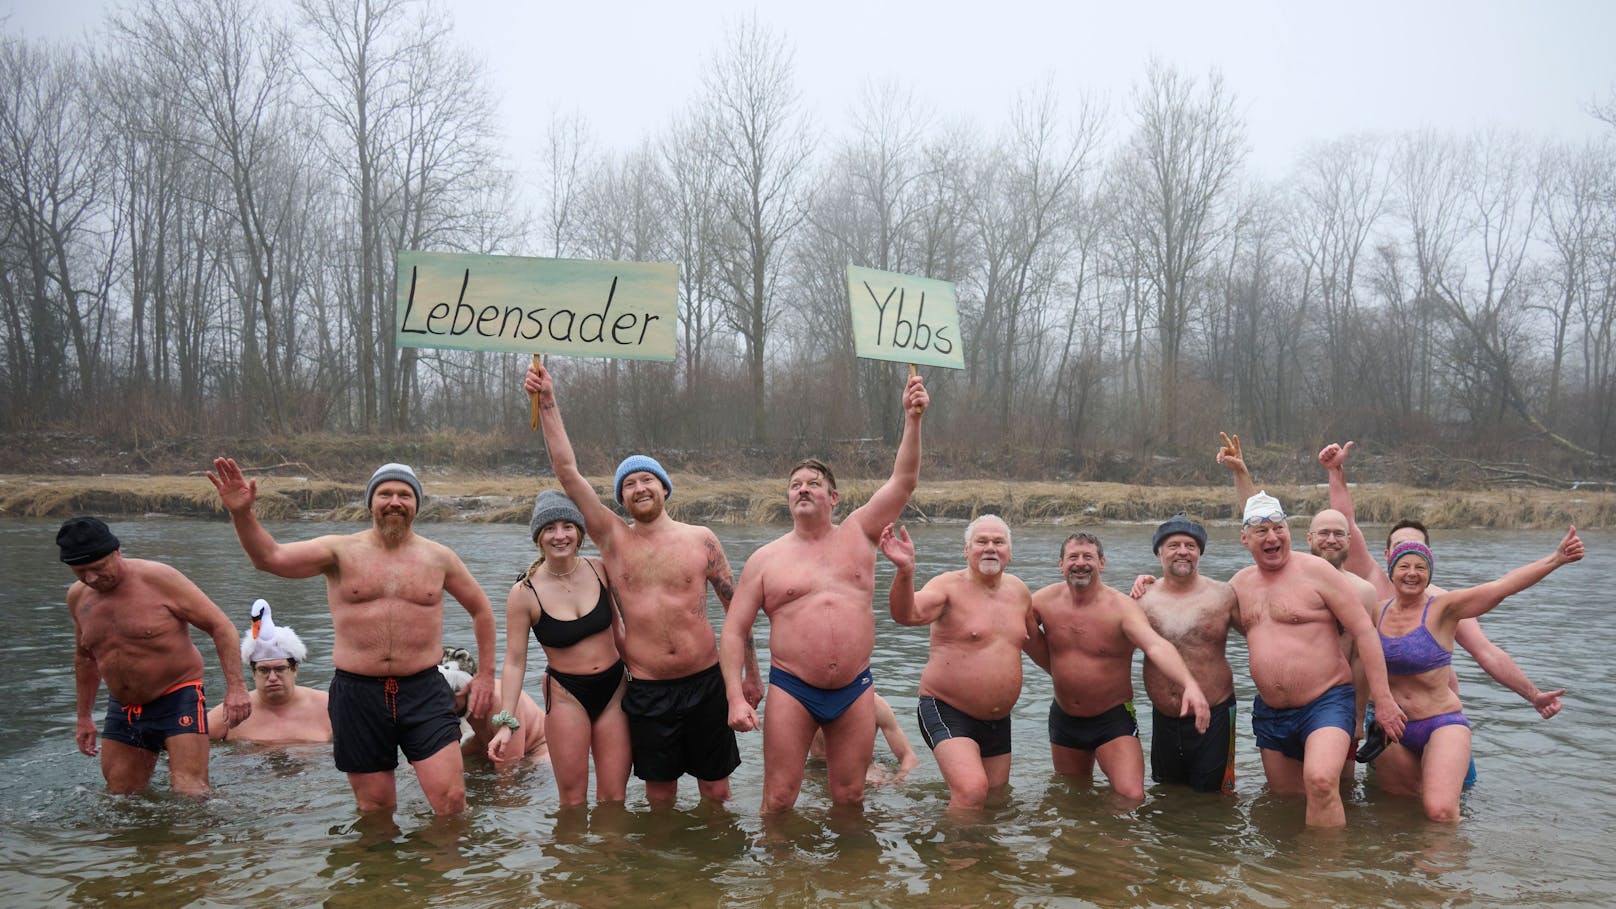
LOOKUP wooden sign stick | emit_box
[530,354,543,430]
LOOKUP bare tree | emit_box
[1535,138,1613,425]
[1288,134,1388,413]
[966,81,1100,436]
[0,36,115,421]
[703,14,811,443]
[1115,61,1245,449]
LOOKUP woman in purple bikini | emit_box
[487,490,631,806]
[1370,527,1583,821]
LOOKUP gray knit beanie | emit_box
[366,463,423,508]
[530,489,585,540]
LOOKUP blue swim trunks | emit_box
[1251,683,1355,761]
[768,665,873,724]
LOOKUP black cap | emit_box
[1152,513,1207,554]
[57,516,120,565]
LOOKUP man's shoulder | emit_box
[1030,580,1066,603]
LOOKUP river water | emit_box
[1,517,1610,907]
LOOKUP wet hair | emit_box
[965,514,1011,547]
[1059,532,1104,563]
[1386,519,1430,552]
[789,457,837,492]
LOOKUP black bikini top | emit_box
[526,561,612,649]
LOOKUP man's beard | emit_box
[1314,547,1346,569]
[378,509,412,539]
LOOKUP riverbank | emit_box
[2,471,1610,529]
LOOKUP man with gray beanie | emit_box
[59,516,251,796]
[524,361,761,806]
[208,457,497,815]
[1132,514,1241,793]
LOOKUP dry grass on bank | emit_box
[1,472,1611,530]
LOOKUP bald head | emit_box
[1307,509,1350,568]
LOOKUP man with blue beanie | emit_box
[525,362,760,806]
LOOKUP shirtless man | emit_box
[719,374,928,812]
[208,599,331,744]
[878,514,1036,810]
[60,516,251,796]
[1230,489,1406,826]
[1215,434,1382,774]
[1027,532,1211,802]
[209,459,496,814]
[1134,515,1241,793]
[525,363,761,805]
[1319,440,1566,723]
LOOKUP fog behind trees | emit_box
[4,0,1616,475]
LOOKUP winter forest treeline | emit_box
[5,0,1616,475]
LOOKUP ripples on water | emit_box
[1,519,1611,906]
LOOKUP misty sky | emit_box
[7,0,1615,179]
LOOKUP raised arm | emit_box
[1319,442,1383,586]
[1454,618,1565,719]
[525,363,621,548]
[208,457,340,579]
[443,550,497,719]
[879,523,948,626]
[1442,527,1584,621]
[720,557,766,732]
[1121,602,1211,732]
[846,375,928,541]
[1216,432,1258,516]
[159,563,251,730]
[705,529,760,707]
[488,584,535,761]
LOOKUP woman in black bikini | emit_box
[487,490,630,805]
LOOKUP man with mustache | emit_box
[525,363,761,806]
[719,374,928,813]
[209,459,497,814]
[1027,532,1211,801]
[1133,515,1241,793]
[877,514,1036,810]
[1229,489,1405,826]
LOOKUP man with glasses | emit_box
[1228,490,1405,826]
[209,599,331,744]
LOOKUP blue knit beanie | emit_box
[613,455,671,505]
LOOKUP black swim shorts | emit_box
[329,666,461,774]
[619,663,740,783]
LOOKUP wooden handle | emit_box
[529,354,542,430]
